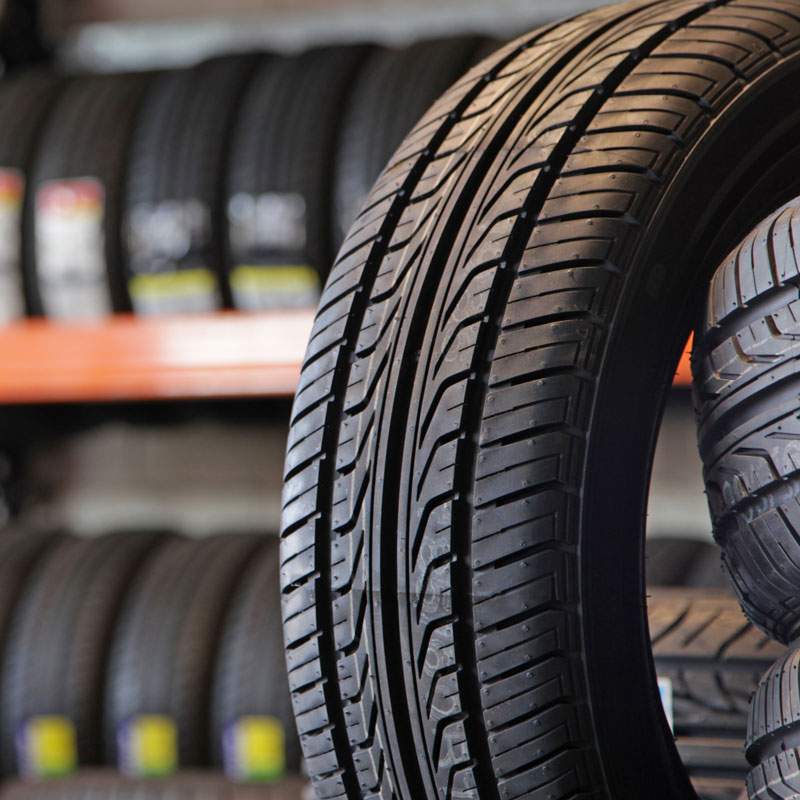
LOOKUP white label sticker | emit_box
[227,192,315,311]
[36,178,109,319]
[126,198,220,314]
[0,168,26,323]
[228,191,307,255]
[658,677,674,732]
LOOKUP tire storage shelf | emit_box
[0,310,314,403]
[0,312,691,403]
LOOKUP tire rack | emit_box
[0,313,691,403]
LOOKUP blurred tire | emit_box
[649,588,783,797]
[332,37,481,248]
[123,56,261,315]
[0,71,63,321]
[211,536,300,775]
[106,534,266,768]
[0,531,169,774]
[223,46,369,311]
[27,72,154,318]
[646,537,719,588]
[0,530,63,739]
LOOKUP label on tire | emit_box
[126,199,220,315]
[16,716,77,778]
[0,169,26,323]
[222,715,285,782]
[35,178,109,319]
[117,714,178,777]
[227,191,319,310]
[658,677,674,732]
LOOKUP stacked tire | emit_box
[0,36,499,322]
[0,528,298,795]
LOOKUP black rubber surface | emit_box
[0,531,168,774]
[332,37,482,249]
[0,529,61,653]
[123,56,261,314]
[26,72,154,317]
[744,642,800,799]
[224,46,368,310]
[694,199,800,645]
[0,529,63,772]
[0,769,307,799]
[279,5,800,799]
[0,70,63,321]
[105,534,265,768]
[211,536,300,772]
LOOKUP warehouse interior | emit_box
[0,1,785,799]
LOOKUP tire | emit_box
[223,46,369,311]
[744,642,800,799]
[331,37,482,249]
[0,529,62,702]
[0,769,307,799]
[0,71,63,321]
[105,534,265,768]
[685,545,731,591]
[123,56,261,315]
[693,199,800,644]
[646,536,718,587]
[689,778,747,800]
[649,588,783,798]
[210,536,301,774]
[0,531,169,774]
[279,5,800,799]
[26,72,154,318]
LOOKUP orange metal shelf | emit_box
[0,310,315,403]
[0,311,693,404]
[674,335,692,387]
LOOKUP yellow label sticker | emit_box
[230,264,319,294]
[129,268,218,300]
[120,715,177,777]
[18,716,77,778]
[223,716,285,782]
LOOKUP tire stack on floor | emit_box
[0,528,300,798]
[0,36,497,324]
[645,537,782,800]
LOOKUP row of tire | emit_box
[0,529,299,794]
[0,37,500,322]
[0,772,305,799]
